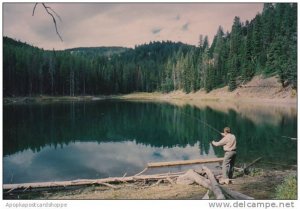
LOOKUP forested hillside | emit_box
[64,46,129,57]
[3,3,296,97]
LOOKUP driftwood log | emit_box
[202,166,225,199]
[3,173,180,192]
[147,157,224,168]
[177,169,212,190]
[220,186,254,200]
[176,168,226,200]
[244,157,262,171]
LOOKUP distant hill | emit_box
[64,46,130,57]
[3,37,130,57]
[3,36,195,96]
[3,36,40,50]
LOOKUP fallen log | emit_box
[243,157,263,173]
[147,157,224,168]
[3,173,182,192]
[220,186,254,200]
[202,166,225,199]
[186,170,212,189]
[176,175,194,185]
[176,169,212,190]
[194,167,223,176]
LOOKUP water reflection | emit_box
[4,141,217,183]
[3,100,297,183]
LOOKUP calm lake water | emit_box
[3,100,297,184]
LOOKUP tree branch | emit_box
[32,3,63,41]
[32,3,38,16]
[44,4,62,22]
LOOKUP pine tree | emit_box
[193,48,202,91]
[211,26,225,87]
[287,3,297,88]
[228,16,242,91]
[203,36,209,51]
[228,55,238,91]
[242,26,255,81]
[202,48,214,92]
[262,3,275,47]
[252,14,266,71]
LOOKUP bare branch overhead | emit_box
[32,3,63,41]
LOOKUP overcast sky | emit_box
[3,3,263,50]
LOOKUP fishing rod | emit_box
[181,112,222,135]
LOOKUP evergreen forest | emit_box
[3,3,297,97]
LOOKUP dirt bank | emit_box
[120,75,296,106]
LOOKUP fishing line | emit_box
[181,112,222,135]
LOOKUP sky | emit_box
[3,3,264,50]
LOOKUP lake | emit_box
[3,100,297,184]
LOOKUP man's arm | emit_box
[212,136,228,147]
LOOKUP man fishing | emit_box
[211,127,236,185]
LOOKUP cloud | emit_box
[181,22,189,31]
[151,27,162,35]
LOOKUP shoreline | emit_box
[4,76,297,129]
[120,75,296,109]
[3,89,297,106]
[3,75,297,107]
[3,90,297,113]
[117,90,297,105]
[4,167,295,200]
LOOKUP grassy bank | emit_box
[275,174,297,199]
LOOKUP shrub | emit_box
[275,174,297,199]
